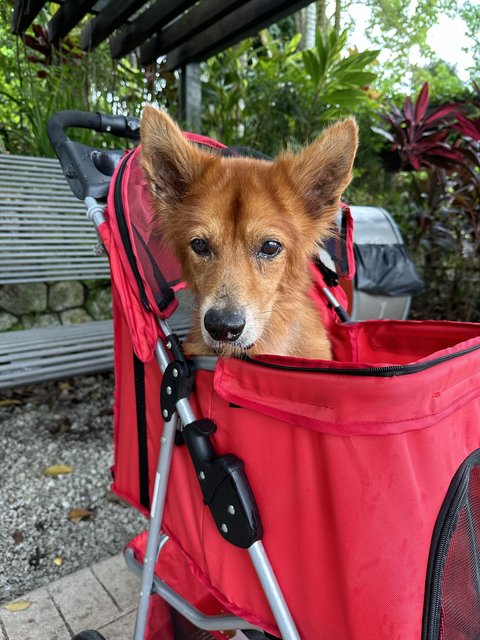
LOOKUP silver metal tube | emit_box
[133,414,179,640]
[84,196,106,227]
[249,541,301,640]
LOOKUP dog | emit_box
[141,106,358,359]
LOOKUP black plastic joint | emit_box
[165,333,186,363]
[160,360,194,422]
[183,421,263,548]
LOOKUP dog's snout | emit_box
[204,307,246,342]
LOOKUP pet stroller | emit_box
[47,110,480,640]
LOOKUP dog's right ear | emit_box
[141,105,210,213]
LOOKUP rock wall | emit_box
[0,281,112,331]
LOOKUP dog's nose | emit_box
[204,308,246,342]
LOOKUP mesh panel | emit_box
[439,467,480,639]
[126,152,181,312]
[423,452,480,639]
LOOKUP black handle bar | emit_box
[47,110,141,201]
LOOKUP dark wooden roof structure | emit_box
[12,0,313,71]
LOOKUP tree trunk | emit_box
[334,0,342,33]
[317,0,327,37]
[295,3,317,50]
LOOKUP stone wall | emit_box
[0,281,112,331]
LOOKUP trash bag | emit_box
[354,244,424,297]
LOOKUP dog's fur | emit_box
[141,106,358,359]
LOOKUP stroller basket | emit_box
[48,111,480,640]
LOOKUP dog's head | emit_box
[141,106,358,355]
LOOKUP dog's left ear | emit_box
[277,118,358,219]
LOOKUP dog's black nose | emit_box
[204,308,246,342]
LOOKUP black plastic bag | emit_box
[354,244,424,297]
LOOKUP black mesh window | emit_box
[423,450,480,639]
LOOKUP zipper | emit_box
[422,449,480,639]
[245,343,480,377]
[114,152,150,310]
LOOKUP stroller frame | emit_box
[50,111,480,640]
[86,193,301,640]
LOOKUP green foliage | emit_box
[300,28,379,138]
[201,27,379,155]
[0,4,176,156]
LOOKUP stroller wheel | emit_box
[71,631,107,640]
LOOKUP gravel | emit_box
[0,373,146,604]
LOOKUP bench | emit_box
[0,153,114,389]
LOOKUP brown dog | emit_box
[141,106,358,359]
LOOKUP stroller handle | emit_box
[47,110,141,202]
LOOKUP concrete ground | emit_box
[0,554,254,640]
[0,554,140,640]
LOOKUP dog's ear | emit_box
[277,118,358,220]
[141,105,211,212]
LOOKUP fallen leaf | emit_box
[53,556,63,566]
[42,465,73,477]
[12,530,24,544]
[0,399,23,407]
[69,508,95,523]
[106,490,130,507]
[3,600,31,612]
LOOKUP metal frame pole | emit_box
[133,414,178,640]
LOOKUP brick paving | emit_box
[0,554,139,640]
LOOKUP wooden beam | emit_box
[110,0,197,60]
[81,0,148,50]
[146,0,313,70]
[11,0,48,34]
[138,0,249,64]
[47,0,98,44]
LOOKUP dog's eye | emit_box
[190,238,210,256]
[259,240,282,258]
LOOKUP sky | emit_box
[347,2,474,82]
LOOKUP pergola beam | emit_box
[160,0,313,71]
[47,0,98,44]
[110,0,198,60]
[139,0,249,65]
[11,0,48,34]
[81,0,147,51]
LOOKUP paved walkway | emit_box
[0,554,140,640]
[0,556,254,640]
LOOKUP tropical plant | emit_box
[201,27,379,155]
[300,28,379,138]
[374,83,480,321]
[373,83,464,171]
[0,4,177,156]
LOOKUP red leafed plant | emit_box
[373,82,465,170]
[376,82,480,322]
[23,24,83,70]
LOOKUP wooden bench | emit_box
[0,153,114,389]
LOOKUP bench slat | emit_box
[0,320,113,348]
[0,356,114,389]
[0,154,115,386]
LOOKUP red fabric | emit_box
[111,280,480,638]
[183,131,227,149]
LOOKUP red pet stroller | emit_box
[48,111,480,640]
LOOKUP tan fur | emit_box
[141,105,358,359]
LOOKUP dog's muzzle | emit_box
[204,307,246,343]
